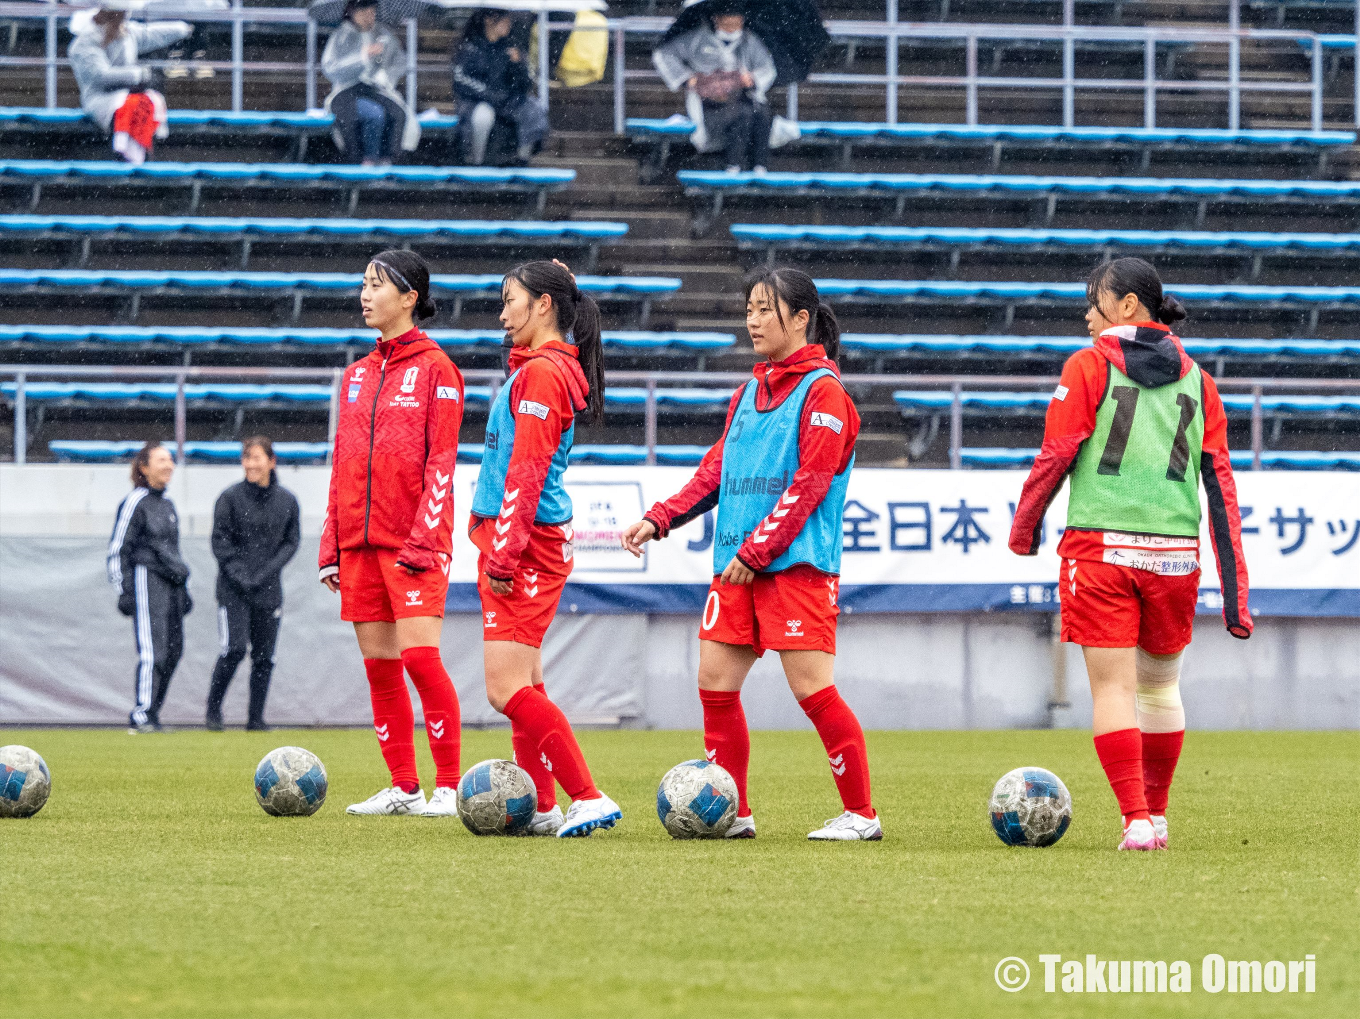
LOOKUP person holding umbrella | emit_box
[653,0,775,173]
[316,0,421,165]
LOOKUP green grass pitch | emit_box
[1,727,1355,1018]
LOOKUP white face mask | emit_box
[714,28,743,43]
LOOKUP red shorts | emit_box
[699,564,840,656]
[339,546,450,623]
[470,517,574,649]
[1059,557,1200,654]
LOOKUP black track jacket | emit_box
[211,471,301,609]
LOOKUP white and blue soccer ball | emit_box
[0,745,51,818]
[457,759,537,836]
[254,747,328,817]
[656,759,738,839]
[989,766,1072,847]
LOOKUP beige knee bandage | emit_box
[1135,648,1185,733]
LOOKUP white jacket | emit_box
[321,20,420,152]
[68,11,191,131]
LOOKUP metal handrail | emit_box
[0,1,1350,130]
[4,364,1359,470]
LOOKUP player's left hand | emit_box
[488,575,513,596]
[720,558,755,586]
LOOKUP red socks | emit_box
[364,657,418,794]
[700,689,751,816]
[1141,729,1185,815]
[1093,728,1151,823]
[401,646,461,790]
[513,683,559,812]
[502,685,599,802]
[799,686,874,819]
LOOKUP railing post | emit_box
[965,35,977,126]
[787,81,798,121]
[644,378,657,466]
[14,372,26,464]
[406,18,418,112]
[174,373,187,467]
[1310,37,1322,132]
[327,367,341,466]
[1143,36,1156,129]
[1250,384,1263,471]
[1228,0,1240,130]
[1062,0,1075,128]
[885,0,898,125]
[1355,0,1359,128]
[538,9,550,110]
[613,24,625,135]
[45,5,57,110]
[231,0,244,113]
[306,18,318,111]
[949,382,962,470]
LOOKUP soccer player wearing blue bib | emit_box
[622,268,880,841]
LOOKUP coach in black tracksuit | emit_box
[108,443,192,732]
[205,437,301,731]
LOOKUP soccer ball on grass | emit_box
[457,759,537,836]
[0,744,51,818]
[656,759,738,839]
[988,766,1071,847]
[254,747,328,817]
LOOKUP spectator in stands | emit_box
[451,10,549,166]
[205,437,301,733]
[68,6,192,165]
[652,2,777,173]
[107,443,191,734]
[322,0,420,166]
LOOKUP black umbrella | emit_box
[308,0,439,27]
[659,0,828,87]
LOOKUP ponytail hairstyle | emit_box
[369,248,438,321]
[130,441,159,488]
[502,260,605,424]
[742,266,841,361]
[1085,257,1188,327]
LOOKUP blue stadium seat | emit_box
[456,444,707,466]
[817,279,1360,309]
[0,269,682,325]
[0,160,574,214]
[0,107,461,132]
[895,390,1360,416]
[0,324,735,351]
[2,382,332,403]
[841,334,1360,361]
[49,440,331,463]
[960,447,1360,471]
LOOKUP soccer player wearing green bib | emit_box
[1009,258,1251,851]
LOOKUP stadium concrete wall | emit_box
[1,465,1356,730]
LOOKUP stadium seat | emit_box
[628,118,1356,174]
[454,444,709,467]
[960,447,1360,470]
[0,160,574,214]
[1,381,331,403]
[732,225,1360,279]
[0,269,682,325]
[0,324,735,353]
[894,390,1360,417]
[679,170,1360,232]
[0,214,629,271]
[49,439,331,463]
[459,386,729,414]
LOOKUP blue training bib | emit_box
[471,368,574,524]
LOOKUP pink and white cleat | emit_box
[1118,817,1161,851]
[1151,814,1168,849]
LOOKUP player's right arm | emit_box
[1008,349,1107,556]
[621,387,743,556]
[1199,372,1252,639]
[318,382,345,588]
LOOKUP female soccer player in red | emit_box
[319,249,466,817]
[1009,257,1251,851]
[621,268,880,841]
[470,259,622,838]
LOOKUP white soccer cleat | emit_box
[419,787,459,817]
[808,811,882,841]
[1151,814,1169,848]
[556,793,622,837]
[1118,817,1160,850]
[725,814,756,839]
[516,804,564,836]
[345,786,427,816]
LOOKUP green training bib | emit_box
[1066,361,1205,537]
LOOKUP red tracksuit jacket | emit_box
[643,344,860,573]
[320,328,465,574]
[1008,322,1251,638]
